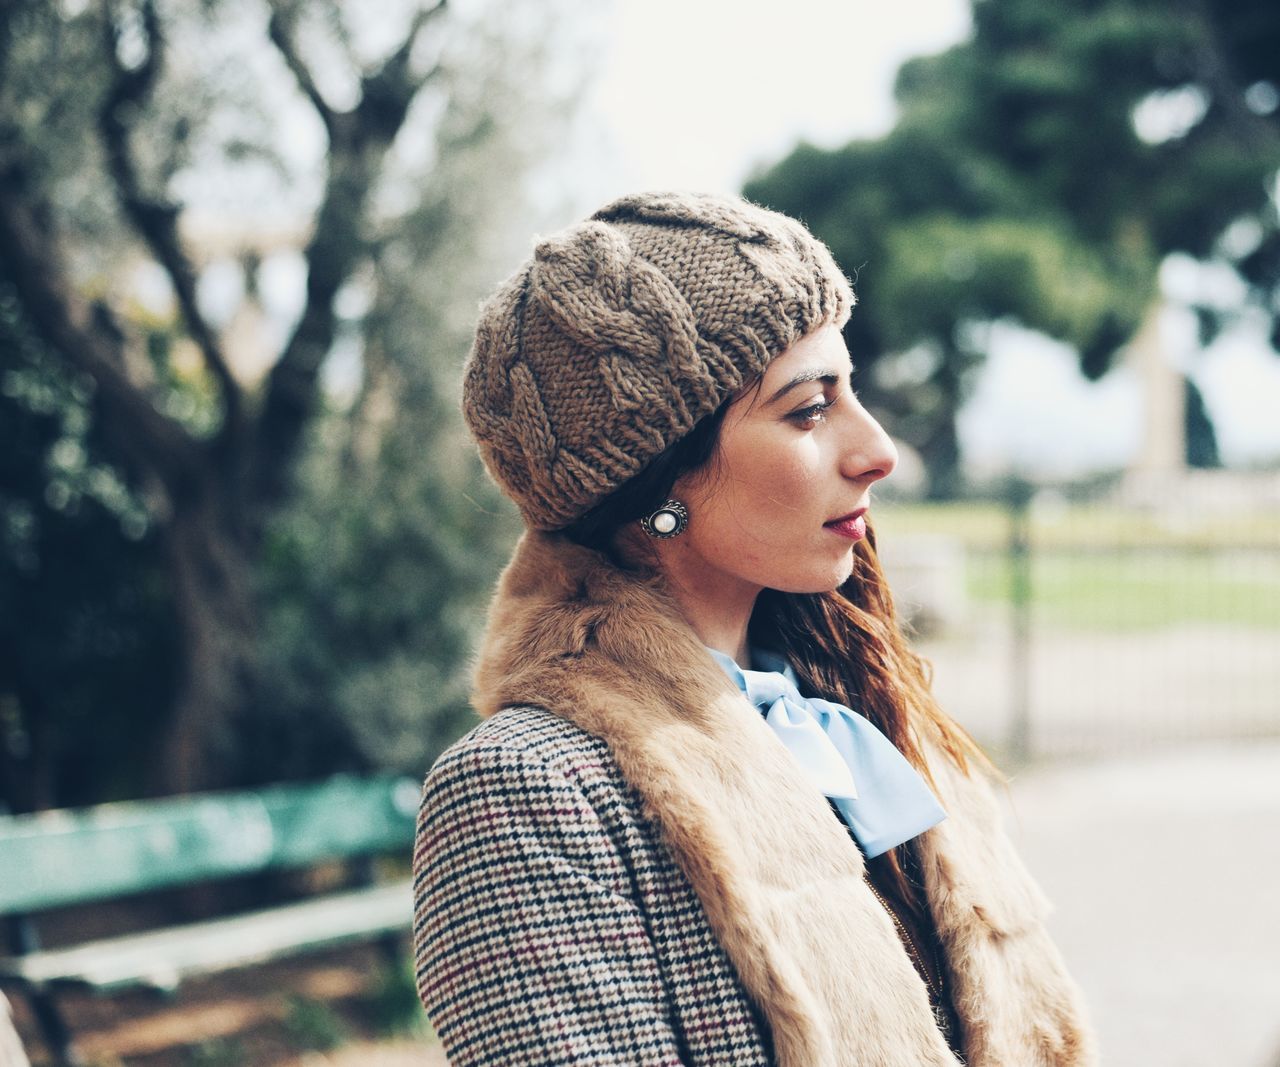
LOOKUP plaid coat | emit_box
[413,532,1097,1067]
[415,703,776,1064]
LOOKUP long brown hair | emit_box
[753,525,995,911]
[562,389,993,903]
[751,529,991,789]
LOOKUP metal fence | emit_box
[874,473,1280,761]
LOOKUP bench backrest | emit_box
[0,774,422,914]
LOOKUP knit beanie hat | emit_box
[462,190,855,530]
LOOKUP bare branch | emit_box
[265,0,337,139]
[250,1,449,515]
[351,0,446,148]
[374,0,447,99]
[0,181,202,490]
[98,0,243,442]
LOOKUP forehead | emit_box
[743,324,852,407]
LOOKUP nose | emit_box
[840,403,898,484]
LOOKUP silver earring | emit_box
[640,499,689,539]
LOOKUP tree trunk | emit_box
[157,480,257,794]
[1184,375,1222,469]
[919,421,962,501]
[919,353,965,501]
[0,1,448,797]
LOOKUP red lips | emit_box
[823,508,867,541]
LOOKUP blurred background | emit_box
[1,0,1277,1063]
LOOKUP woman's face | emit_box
[669,323,898,596]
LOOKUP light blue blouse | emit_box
[707,646,946,858]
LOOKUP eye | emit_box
[788,398,833,427]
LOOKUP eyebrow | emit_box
[765,368,851,406]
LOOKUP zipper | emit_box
[864,878,942,1003]
[865,875,963,1061]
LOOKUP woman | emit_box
[413,191,1095,1066]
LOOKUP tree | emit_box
[0,287,179,811]
[251,16,578,782]
[745,0,1280,494]
[0,0,581,798]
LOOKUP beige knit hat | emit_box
[462,191,855,530]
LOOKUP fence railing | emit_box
[875,476,1280,761]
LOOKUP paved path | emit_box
[1002,740,1280,1067]
[919,622,1280,756]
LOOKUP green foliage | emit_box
[363,955,432,1039]
[0,285,178,810]
[250,405,518,778]
[284,995,349,1051]
[746,0,1280,496]
[0,3,119,240]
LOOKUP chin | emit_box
[769,567,854,597]
[754,548,856,597]
[821,555,857,591]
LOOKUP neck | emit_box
[614,528,759,667]
[670,577,756,667]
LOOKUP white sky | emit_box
[584,0,971,195]
[573,0,1280,475]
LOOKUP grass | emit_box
[185,1038,246,1067]
[874,500,1280,551]
[874,501,1280,631]
[965,550,1280,630]
[284,996,349,1052]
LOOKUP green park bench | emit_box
[0,773,422,1066]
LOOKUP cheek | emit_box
[684,424,831,555]
[723,445,823,514]
[690,467,826,573]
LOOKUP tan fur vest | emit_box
[471,531,1097,1067]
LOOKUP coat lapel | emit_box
[471,531,1095,1067]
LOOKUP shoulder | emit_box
[414,706,672,949]
[422,703,620,804]
[416,705,651,877]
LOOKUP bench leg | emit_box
[375,930,404,968]
[26,989,86,1067]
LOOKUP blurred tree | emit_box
[746,0,1280,494]
[1184,377,1222,469]
[0,0,581,798]
[0,286,178,811]
[249,17,569,781]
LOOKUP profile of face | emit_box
[664,323,898,598]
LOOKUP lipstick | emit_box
[823,512,867,540]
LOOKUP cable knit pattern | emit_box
[462,191,854,530]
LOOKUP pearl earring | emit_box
[640,499,689,539]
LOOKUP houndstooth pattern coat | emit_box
[415,703,776,1064]
[412,532,1097,1067]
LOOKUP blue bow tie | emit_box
[708,647,946,858]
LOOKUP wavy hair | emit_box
[562,389,993,907]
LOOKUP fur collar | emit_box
[472,531,1096,1067]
